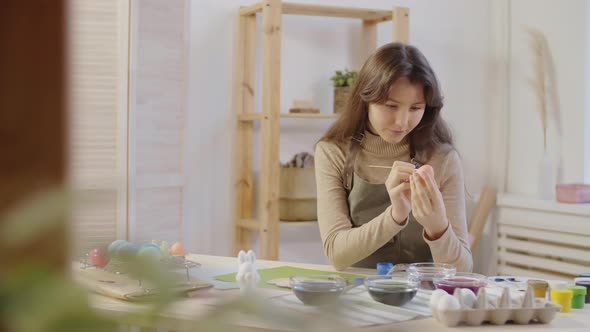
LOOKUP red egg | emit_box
[89,247,110,268]
[169,242,186,256]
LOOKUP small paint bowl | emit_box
[434,272,487,295]
[407,263,456,290]
[289,275,346,306]
[365,272,419,306]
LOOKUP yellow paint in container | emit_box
[527,279,548,298]
[550,289,573,312]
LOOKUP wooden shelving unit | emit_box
[233,0,410,260]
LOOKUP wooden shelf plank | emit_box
[239,113,339,120]
[240,2,393,22]
[281,113,338,119]
[283,2,392,21]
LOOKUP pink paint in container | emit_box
[555,184,590,203]
[434,272,488,295]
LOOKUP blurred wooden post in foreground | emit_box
[0,1,67,274]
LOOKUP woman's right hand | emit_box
[385,161,416,224]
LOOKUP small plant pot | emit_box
[333,86,351,114]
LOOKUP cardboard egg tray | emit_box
[430,284,563,327]
[432,301,561,327]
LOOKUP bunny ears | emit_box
[238,250,256,264]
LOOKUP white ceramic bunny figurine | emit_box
[236,250,260,292]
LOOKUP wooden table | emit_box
[87,254,590,331]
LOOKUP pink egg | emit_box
[89,247,110,268]
[169,242,186,256]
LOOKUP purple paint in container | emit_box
[575,280,590,304]
[434,272,488,295]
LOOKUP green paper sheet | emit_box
[214,266,367,290]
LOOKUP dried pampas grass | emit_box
[525,27,562,151]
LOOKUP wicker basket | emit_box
[333,86,351,114]
[279,167,317,221]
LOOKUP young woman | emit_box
[315,43,472,272]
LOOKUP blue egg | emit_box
[107,239,128,258]
[138,246,162,262]
[140,243,161,252]
[116,243,140,261]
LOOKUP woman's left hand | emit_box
[410,167,449,240]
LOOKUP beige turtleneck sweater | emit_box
[314,131,473,272]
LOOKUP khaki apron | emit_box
[343,131,433,268]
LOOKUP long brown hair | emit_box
[320,43,453,162]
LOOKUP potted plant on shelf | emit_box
[330,69,357,114]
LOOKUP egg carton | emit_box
[430,286,561,327]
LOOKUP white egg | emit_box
[460,288,477,309]
[437,294,461,311]
[430,289,448,310]
[453,288,465,308]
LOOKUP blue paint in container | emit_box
[377,262,394,275]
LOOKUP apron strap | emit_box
[343,131,364,190]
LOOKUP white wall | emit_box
[587,0,590,184]
[507,0,590,195]
[185,0,493,259]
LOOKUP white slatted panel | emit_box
[68,0,129,255]
[497,203,590,279]
[129,0,186,245]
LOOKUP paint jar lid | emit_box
[527,279,549,289]
[568,285,587,296]
[548,280,568,289]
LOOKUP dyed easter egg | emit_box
[169,242,186,256]
[138,246,162,262]
[117,243,140,261]
[107,239,128,258]
[140,243,161,252]
[88,247,109,268]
